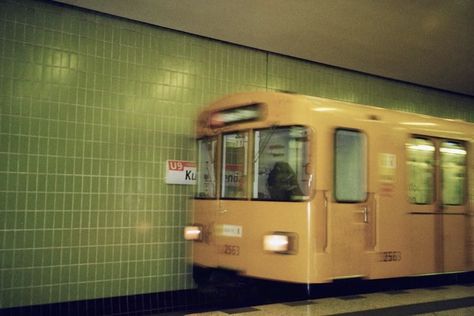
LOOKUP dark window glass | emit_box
[253,126,310,201]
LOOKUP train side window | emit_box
[441,141,466,205]
[334,129,367,202]
[406,138,435,204]
[196,137,217,198]
[252,126,310,201]
[221,132,249,199]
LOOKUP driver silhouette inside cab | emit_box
[267,162,303,200]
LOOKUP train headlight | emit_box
[263,232,297,254]
[184,225,203,241]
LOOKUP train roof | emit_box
[203,91,474,141]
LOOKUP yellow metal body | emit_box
[191,92,474,284]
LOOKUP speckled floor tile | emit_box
[186,285,474,315]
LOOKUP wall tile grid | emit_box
[0,0,265,308]
[0,0,473,310]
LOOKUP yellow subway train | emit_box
[184,91,473,285]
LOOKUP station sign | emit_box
[165,160,196,185]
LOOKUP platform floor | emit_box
[185,284,474,315]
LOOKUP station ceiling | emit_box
[56,0,474,97]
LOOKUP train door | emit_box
[216,131,250,269]
[407,136,468,273]
[331,129,372,278]
[439,140,469,272]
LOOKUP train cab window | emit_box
[440,141,466,205]
[196,137,217,198]
[253,126,310,201]
[221,132,249,199]
[334,129,367,202]
[407,138,435,204]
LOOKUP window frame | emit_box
[251,125,312,202]
[440,139,467,206]
[333,128,368,203]
[406,135,468,207]
[406,136,436,205]
[195,136,218,200]
[220,130,250,200]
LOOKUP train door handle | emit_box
[362,207,368,223]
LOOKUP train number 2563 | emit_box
[379,251,402,262]
[223,244,240,256]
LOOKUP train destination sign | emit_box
[210,103,262,127]
[166,160,196,185]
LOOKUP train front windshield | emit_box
[196,126,311,201]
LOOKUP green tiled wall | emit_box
[0,0,473,310]
[0,0,266,308]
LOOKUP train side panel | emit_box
[309,97,473,281]
[189,92,474,285]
